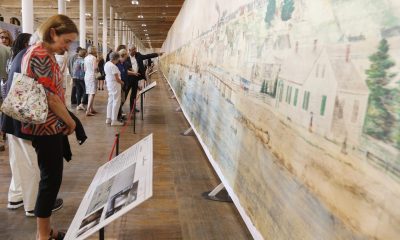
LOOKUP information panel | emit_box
[65,134,153,240]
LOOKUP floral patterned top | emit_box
[21,42,66,136]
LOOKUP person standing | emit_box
[97,54,105,90]
[68,46,82,105]
[1,33,64,217]
[126,46,162,113]
[84,46,98,116]
[72,48,87,111]
[21,14,77,239]
[0,39,11,152]
[104,52,124,126]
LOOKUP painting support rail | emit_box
[202,183,233,202]
[99,133,120,240]
[181,127,193,136]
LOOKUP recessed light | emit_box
[131,0,139,5]
[138,15,144,18]
[145,33,148,36]
[141,24,146,27]
[143,29,147,32]
[162,12,166,15]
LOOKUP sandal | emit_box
[48,228,66,240]
[86,112,95,116]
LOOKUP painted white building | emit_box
[275,43,369,146]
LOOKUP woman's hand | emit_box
[63,119,76,135]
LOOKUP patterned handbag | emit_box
[0,49,48,124]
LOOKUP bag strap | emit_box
[21,46,35,75]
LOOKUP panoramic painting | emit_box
[161,0,400,239]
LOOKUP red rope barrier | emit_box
[107,95,140,161]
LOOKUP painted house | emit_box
[276,42,369,146]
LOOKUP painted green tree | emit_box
[364,39,398,147]
[264,0,276,26]
[260,81,266,93]
[391,87,400,148]
[281,0,295,21]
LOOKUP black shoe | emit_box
[25,198,63,217]
[52,198,63,212]
[7,200,23,210]
[135,108,140,113]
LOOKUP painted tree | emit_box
[364,39,397,144]
[260,80,266,93]
[264,0,276,26]
[391,87,400,148]
[281,0,295,21]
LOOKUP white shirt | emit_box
[84,54,96,81]
[130,55,138,73]
[104,61,120,89]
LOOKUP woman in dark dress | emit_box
[97,55,105,90]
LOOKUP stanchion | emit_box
[133,98,137,134]
[100,133,120,240]
[202,183,233,202]
[140,94,144,120]
[116,133,120,156]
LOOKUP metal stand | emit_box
[202,183,233,202]
[100,134,120,240]
[180,127,193,136]
[175,107,182,112]
[99,228,104,240]
[133,99,137,134]
[140,94,144,120]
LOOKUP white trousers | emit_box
[7,134,39,211]
[107,83,122,122]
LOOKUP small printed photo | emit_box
[105,181,139,219]
[76,207,104,238]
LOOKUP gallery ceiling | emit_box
[0,0,185,48]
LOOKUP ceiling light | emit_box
[85,13,91,17]
[138,15,143,18]
[145,33,148,36]
[143,29,147,32]
[131,0,139,5]
[141,24,146,27]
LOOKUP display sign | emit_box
[65,134,153,240]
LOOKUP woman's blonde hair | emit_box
[118,49,128,58]
[0,29,14,46]
[37,14,78,43]
[87,46,97,55]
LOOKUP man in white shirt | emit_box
[104,52,125,126]
[125,46,162,113]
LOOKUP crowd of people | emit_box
[0,14,161,240]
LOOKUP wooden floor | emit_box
[0,71,252,240]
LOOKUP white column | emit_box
[119,19,122,47]
[102,0,107,59]
[58,0,66,14]
[79,0,86,48]
[114,13,118,49]
[93,0,98,49]
[109,6,114,51]
[22,0,34,34]
[122,22,126,46]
